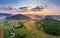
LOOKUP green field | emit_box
[0,20,60,38]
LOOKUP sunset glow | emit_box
[0,0,60,15]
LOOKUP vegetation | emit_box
[1,19,60,38]
[15,27,26,38]
[15,21,24,29]
[4,20,26,38]
[40,18,60,36]
[4,29,12,38]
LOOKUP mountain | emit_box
[24,14,43,19]
[52,15,60,19]
[25,14,60,20]
[24,14,37,19]
[0,13,12,19]
[45,15,60,19]
[0,13,12,16]
[6,14,31,20]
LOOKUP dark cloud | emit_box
[19,7,28,12]
[0,6,16,11]
[31,6,45,11]
[0,6,15,10]
[19,7,27,9]
[18,6,46,12]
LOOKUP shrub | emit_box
[15,27,26,38]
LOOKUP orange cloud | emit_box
[0,6,60,15]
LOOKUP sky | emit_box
[0,0,60,15]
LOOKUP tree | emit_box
[16,33,26,38]
[39,19,60,36]
[15,28,26,38]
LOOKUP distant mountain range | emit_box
[0,13,12,19]
[46,15,60,19]
[24,14,43,19]
[6,14,31,20]
[0,13,60,20]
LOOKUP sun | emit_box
[27,6,32,10]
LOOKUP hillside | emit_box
[0,13,12,19]
[6,14,31,20]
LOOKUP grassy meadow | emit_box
[0,19,60,38]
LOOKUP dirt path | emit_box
[0,29,4,38]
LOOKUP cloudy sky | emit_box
[0,0,60,15]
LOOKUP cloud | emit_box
[0,6,13,10]
[18,5,46,12]
[48,0,60,6]
[31,6,45,11]
[19,7,28,12]
[0,6,18,14]
[0,7,12,10]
